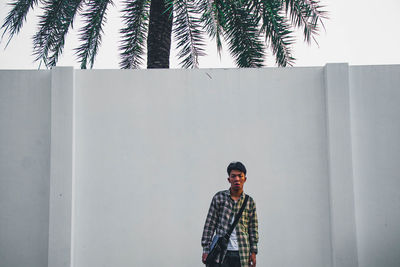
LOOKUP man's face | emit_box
[228,170,247,191]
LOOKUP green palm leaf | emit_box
[119,0,150,69]
[171,0,206,68]
[284,0,327,44]
[199,0,223,55]
[221,0,265,68]
[75,0,113,69]
[1,0,38,45]
[33,0,83,68]
[260,0,294,67]
[2,0,327,68]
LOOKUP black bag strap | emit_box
[225,194,249,238]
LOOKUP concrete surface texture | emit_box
[0,64,399,267]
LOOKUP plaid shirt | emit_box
[202,190,258,267]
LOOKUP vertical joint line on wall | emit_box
[323,65,334,267]
[324,63,359,267]
[70,68,76,267]
[48,67,75,267]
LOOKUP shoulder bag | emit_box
[205,194,249,264]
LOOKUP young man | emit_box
[201,161,258,267]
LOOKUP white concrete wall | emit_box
[0,65,399,267]
[73,67,332,267]
[350,65,400,267]
[0,70,51,267]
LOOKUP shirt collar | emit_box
[224,189,245,200]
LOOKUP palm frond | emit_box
[75,0,113,69]
[171,0,206,68]
[1,0,38,45]
[32,0,83,68]
[119,0,150,69]
[198,0,223,55]
[260,0,295,67]
[220,0,265,68]
[283,0,327,44]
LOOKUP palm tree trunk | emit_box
[147,0,173,68]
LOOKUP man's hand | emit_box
[202,253,208,264]
[249,252,256,266]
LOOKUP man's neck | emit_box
[230,188,243,201]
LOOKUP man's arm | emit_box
[248,199,259,255]
[201,195,219,262]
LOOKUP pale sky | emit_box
[1,0,399,69]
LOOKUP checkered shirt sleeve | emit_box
[201,193,219,253]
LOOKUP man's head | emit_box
[227,161,247,191]
[227,161,247,176]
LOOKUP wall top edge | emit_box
[349,64,400,69]
[2,63,400,72]
[74,66,324,71]
[1,66,326,72]
[0,69,51,72]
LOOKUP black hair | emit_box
[227,161,247,175]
